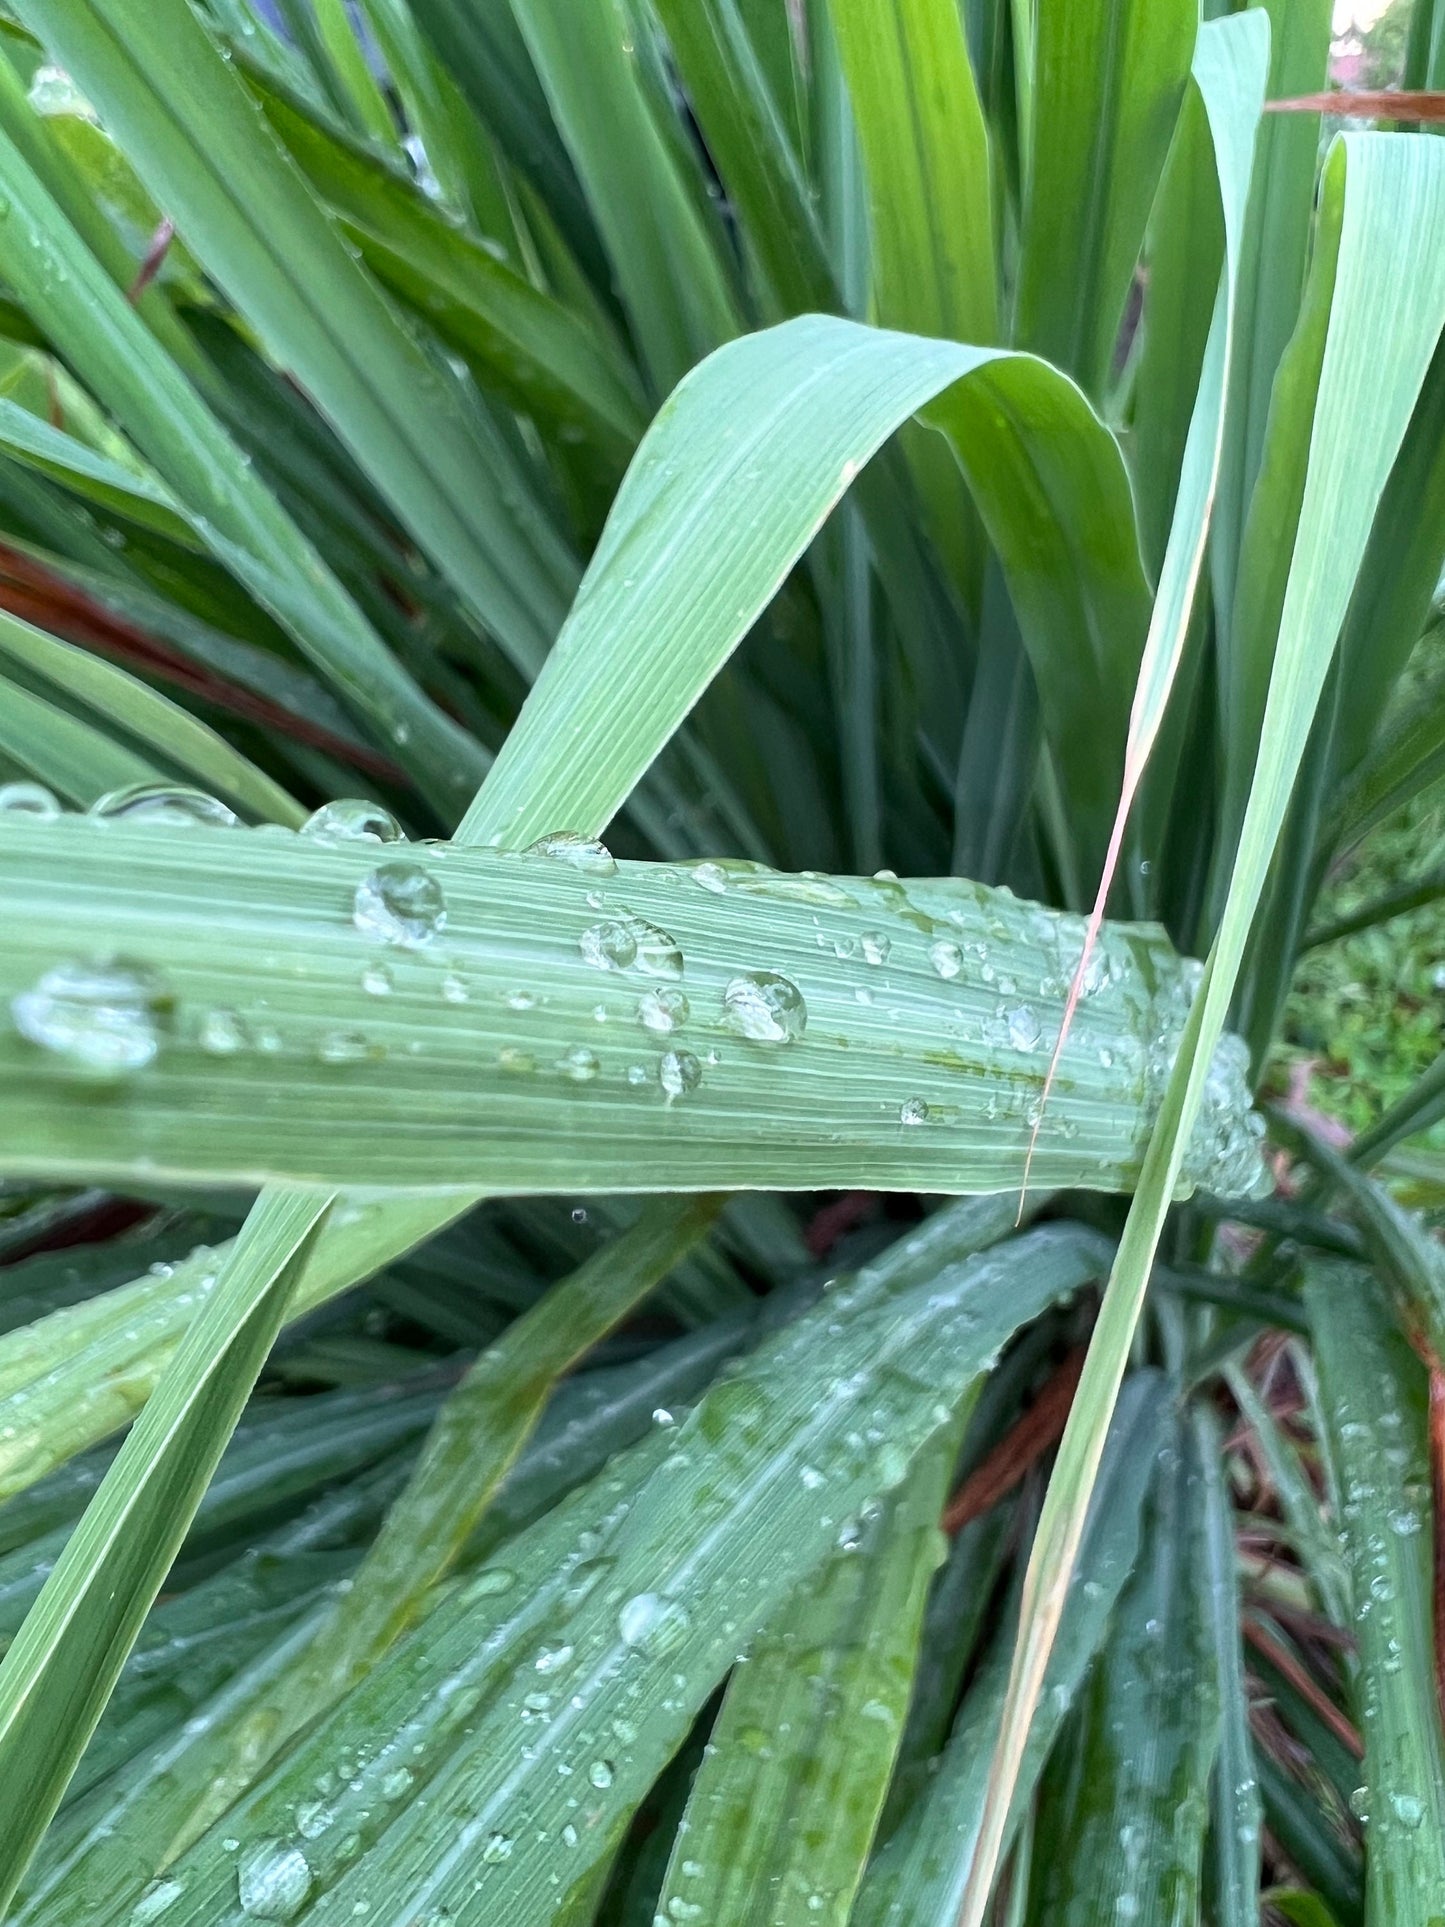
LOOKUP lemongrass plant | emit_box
[0,0,1440,1922]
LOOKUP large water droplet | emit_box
[12,956,169,1074]
[581,919,637,971]
[237,1838,312,1920]
[659,1049,701,1100]
[526,831,616,876]
[353,862,446,947]
[626,916,684,977]
[720,971,806,1044]
[0,780,61,818]
[691,862,727,894]
[638,988,689,1035]
[93,783,238,829]
[302,798,404,843]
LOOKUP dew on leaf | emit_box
[353,862,446,947]
[719,971,806,1044]
[12,956,170,1075]
[303,798,404,843]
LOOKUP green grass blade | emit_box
[0,112,487,817]
[0,670,157,802]
[960,130,1445,1927]
[98,1223,1110,1927]
[460,312,1149,872]
[21,0,580,672]
[1014,0,1197,397]
[0,1192,328,1915]
[653,1420,962,1926]
[1211,0,1332,647]
[851,1372,1169,1927]
[0,818,1263,1197]
[0,1192,460,1506]
[247,69,646,456]
[1197,1406,1262,1927]
[1307,1260,1445,1921]
[0,611,304,827]
[828,0,997,345]
[650,0,835,317]
[1351,1052,1445,1168]
[199,1197,720,1806]
[508,0,740,397]
[1026,1410,1219,1924]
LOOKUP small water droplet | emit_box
[556,1044,599,1082]
[318,1028,371,1065]
[581,920,637,971]
[617,1592,691,1654]
[12,956,169,1074]
[720,971,807,1044]
[1390,1791,1425,1828]
[1007,1005,1041,1050]
[535,1642,574,1673]
[381,1766,414,1799]
[626,1062,652,1088]
[198,1006,248,1055]
[130,1879,186,1922]
[441,973,468,1004]
[588,1760,615,1789]
[659,1049,701,1099]
[928,939,963,980]
[691,862,727,894]
[526,831,617,876]
[899,1097,929,1126]
[353,862,446,947]
[499,1046,535,1073]
[93,783,238,829]
[638,987,689,1034]
[361,962,393,996]
[0,780,61,817]
[1349,1785,1370,1823]
[860,932,891,966]
[504,988,537,1011]
[481,1832,514,1864]
[237,1838,312,1920]
[303,798,404,843]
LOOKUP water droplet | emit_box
[638,988,689,1035]
[1390,1791,1425,1828]
[860,932,891,966]
[0,780,61,818]
[691,862,727,894]
[588,1760,615,1789]
[353,862,446,947]
[581,920,638,971]
[720,971,807,1044]
[130,1879,186,1922]
[481,1832,514,1864]
[499,1046,535,1074]
[318,1028,371,1064]
[302,798,404,843]
[1349,1785,1370,1823]
[534,1642,574,1673]
[1388,1508,1422,1537]
[381,1766,414,1799]
[630,917,683,977]
[12,956,169,1074]
[93,783,238,829]
[899,1097,930,1126]
[504,988,537,1011]
[361,963,393,996]
[526,831,616,876]
[561,1824,579,1848]
[659,1049,701,1100]
[928,939,963,980]
[557,1045,600,1082]
[617,1592,691,1654]
[441,973,468,1005]
[468,1566,517,1598]
[237,1838,312,1920]
[294,1800,334,1839]
[198,1006,248,1055]
[1007,1005,1041,1050]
